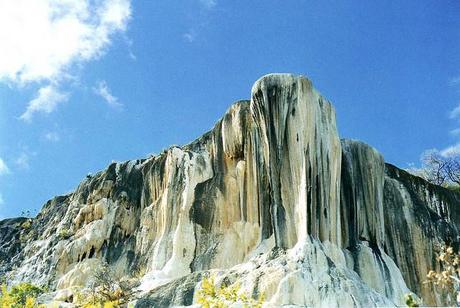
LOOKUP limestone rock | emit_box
[340,139,385,248]
[0,217,29,276]
[383,164,460,305]
[0,74,459,307]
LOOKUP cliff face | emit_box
[383,164,460,304]
[1,74,459,306]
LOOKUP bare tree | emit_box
[421,151,448,186]
[421,150,460,187]
[86,262,138,304]
[445,159,460,185]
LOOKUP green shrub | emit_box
[405,293,419,307]
[58,228,72,240]
[19,229,36,244]
[21,220,32,230]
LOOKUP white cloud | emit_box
[93,81,123,109]
[182,0,216,43]
[450,128,460,136]
[128,50,137,61]
[20,85,69,122]
[441,77,460,155]
[183,30,197,43]
[422,76,460,164]
[15,153,30,170]
[199,0,217,9]
[0,0,131,119]
[0,0,131,85]
[450,104,460,119]
[405,163,426,179]
[0,158,9,175]
[44,131,60,142]
[440,143,460,158]
[124,37,136,60]
[450,76,460,86]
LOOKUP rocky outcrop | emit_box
[250,75,342,248]
[339,140,408,304]
[340,139,385,248]
[383,164,460,305]
[1,74,459,307]
[0,217,29,276]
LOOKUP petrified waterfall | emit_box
[1,74,459,307]
[251,74,341,248]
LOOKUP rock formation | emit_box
[1,74,459,307]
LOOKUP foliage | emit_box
[58,228,72,240]
[196,275,265,308]
[74,286,121,307]
[25,297,37,308]
[19,229,36,244]
[425,245,460,306]
[92,263,134,302]
[0,285,14,308]
[404,293,419,307]
[0,282,44,308]
[21,219,32,230]
[74,262,137,307]
[73,294,119,308]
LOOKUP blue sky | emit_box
[0,1,459,218]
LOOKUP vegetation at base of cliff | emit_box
[74,262,138,307]
[0,283,44,308]
[197,275,265,308]
[424,244,460,306]
[73,294,121,308]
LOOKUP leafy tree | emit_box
[0,282,44,308]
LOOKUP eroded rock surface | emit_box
[383,164,460,305]
[1,74,459,307]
